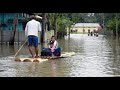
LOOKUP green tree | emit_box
[48,13,73,38]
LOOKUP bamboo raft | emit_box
[15,58,48,62]
[15,52,75,62]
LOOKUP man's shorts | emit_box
[53,47,61,56]
[28,35,38,47]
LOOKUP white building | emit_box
[70,23,102,33]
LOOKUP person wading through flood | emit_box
[25,15,41,58]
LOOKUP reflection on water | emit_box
[1,34,120,77]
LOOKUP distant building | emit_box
[70,23,102,33]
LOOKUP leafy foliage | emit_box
[47,13,120,37]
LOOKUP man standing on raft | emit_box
[25,15,41,58]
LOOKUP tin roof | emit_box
[73,23,100,27]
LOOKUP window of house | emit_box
[83,29,85,32]
[88,29,90,32]
[93,29,96,33]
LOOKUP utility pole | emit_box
[54,15,57,39]
[102,13,105,35]
[115,13,118,37]
[10,14,18,45]
[41,13,46,51]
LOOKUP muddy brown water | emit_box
[0,34,120,77]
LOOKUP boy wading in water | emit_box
[25,15,41,58]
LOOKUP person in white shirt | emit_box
[49,36,58,51]
[25,15,41,58]
[49,36,61,58]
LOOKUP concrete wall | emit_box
[38,31,41,43]
[70,27,98,33]
[44,30,54,41]
[1,30,12,42]
[0,30,25,42]
[15,31,25,42]
[0,30,54,43]
[78,27,98,33]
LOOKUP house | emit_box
[0,13,54,43]
[0,13,32,31]
[70,23,102,33]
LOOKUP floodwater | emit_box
[1,34,120,77]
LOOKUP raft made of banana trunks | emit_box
[15,52,75,62]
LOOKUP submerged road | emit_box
[0,34,120,77]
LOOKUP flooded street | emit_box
[1,34,120,77]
